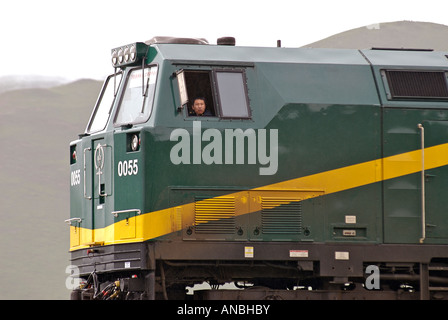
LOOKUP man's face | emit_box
[192,99,206,115]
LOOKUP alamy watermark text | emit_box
[170,121,278,175]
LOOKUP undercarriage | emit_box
[69,241,448,300]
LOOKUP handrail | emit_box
[83,147,92,200]
[65,217,82,225]
[111,209,142,218]
[418,123,426,243]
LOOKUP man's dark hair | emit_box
[192,96,207,105]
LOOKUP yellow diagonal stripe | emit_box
[69,143,448,251]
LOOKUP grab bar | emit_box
[418,123,426,243]
[111,209,141,218]
[65,218,82,225]
[83,147,92,200]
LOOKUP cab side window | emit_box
[177,68,251,119]
[183,71,216,117]
[215,70,250,118]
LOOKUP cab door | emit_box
[76,136,114,247]
[91,137,114,245]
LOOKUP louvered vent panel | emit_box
[261,198,302,234]
[385,70,448,99]
[195,197,235,234]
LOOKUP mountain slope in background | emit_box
[0,75,71,94]
[304,20,448,51]
[0,78,102,299]
[2,20,448,299]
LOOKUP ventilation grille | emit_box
[261,198,302,234]
[385,70,448,100]
[194,197,235,234]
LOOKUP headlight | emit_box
[111,42,148,68]
[130,134,140,151]
[117,48,124,64]
[111,49,118,66]
[130,44,137,61]
[124,46,131,62]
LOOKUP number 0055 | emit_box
[117,159,138,177]
[71,169,81,186]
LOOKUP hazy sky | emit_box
[2,0,448,80]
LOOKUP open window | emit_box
[177,70,217,117]
[176,68,251,119]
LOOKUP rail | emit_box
[83,147,92,200]
[65,217,82,225]
[111,209,142,218]
[418,123,426,243]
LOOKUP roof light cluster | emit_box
[111,42,148,68]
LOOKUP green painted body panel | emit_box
[145,102,381,243]
[382,108,448,243]
[113,130,144,228]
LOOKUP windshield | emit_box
[114,66,158,126]
[87,72,122,134]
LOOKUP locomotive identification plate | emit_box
[290,250,309,258]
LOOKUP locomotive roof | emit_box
[149,42,448,108]
[152,42,448,68]
[154,43,369,65]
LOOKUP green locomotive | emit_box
[68,36,448,299]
